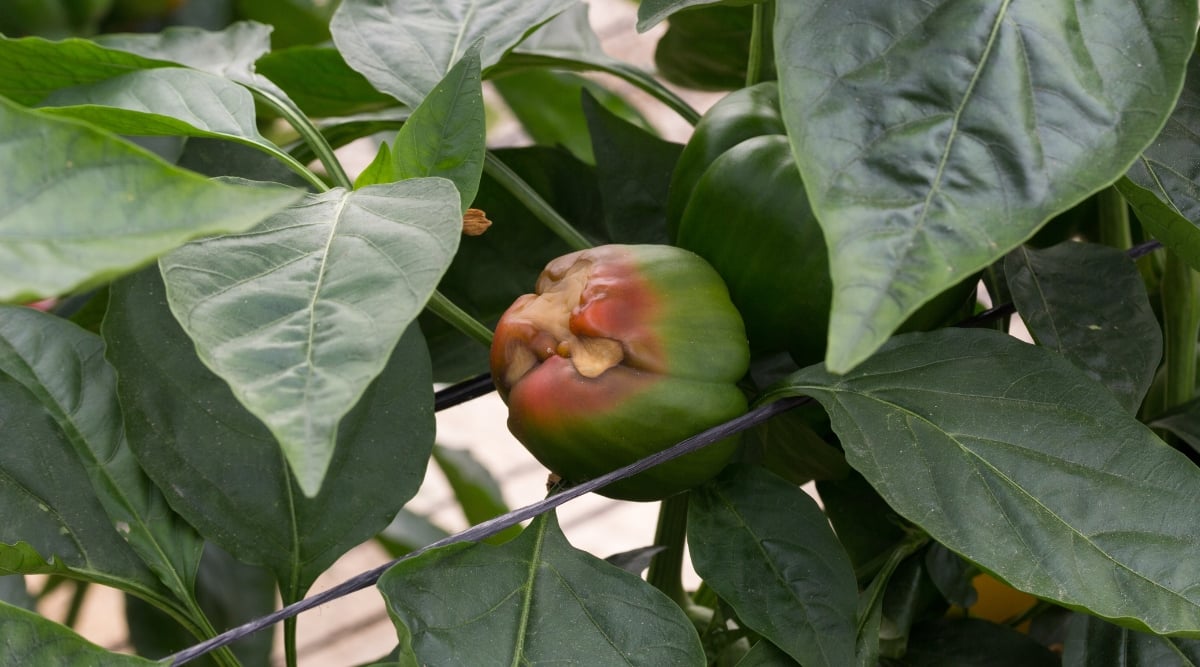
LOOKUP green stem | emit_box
[605,63,701,126]
[483,152,593,251]
[856,533,928,640]
[427,290,494,347]
[745,3,767,87]
[1096,186,1132,250]
[646,492,690,608]
[252,87,350,191]
[1161,249,1200,410]
[281,616,297,667]
[62,581,88,628]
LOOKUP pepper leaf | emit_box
[105,267,436,598]
[689,465,858,667]
[1118,56,1200,271]
[1005,241,1161,414]
[0,601,159,666]
[0,35,174,105]
[330,0,575,107]
[774,0,1197,372]
[158,179,460,496]
[0,306,203,608]
[764,328,1200,635]
[0,97,301,303]
[1062,613,1200,665]
[378,512,705,666]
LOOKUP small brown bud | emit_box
[463,208,492,236]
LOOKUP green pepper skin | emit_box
[490,244,749,501]
[673,83,977,366]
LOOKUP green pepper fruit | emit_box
[673,82,977,366]
[490,244,749,501]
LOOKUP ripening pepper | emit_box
[671,82,977,367]
[490,244,750,501]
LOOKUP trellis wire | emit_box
[166,238,1163,665]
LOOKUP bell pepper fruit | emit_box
[672,82,977,366]
[490,244,750,501]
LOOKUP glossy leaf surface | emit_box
[104,268,436,597]
[690,465,857,667]
[775,0,1196,372]
[159,179,459,495]
[379,512,705,666]
[0,97,300,303]
[1005,241,1161,414]
[766,328,1200,635]
[330,0,575,107]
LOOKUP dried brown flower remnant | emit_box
[463,208,492,236]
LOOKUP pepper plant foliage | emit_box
[3,0,1200,664]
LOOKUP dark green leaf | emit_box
[493,69,649,165]
[924,543,976,608]
[330,0,575,107]
[656,4,773,91]
[158,179,460,496]
[1062,612,1200,666]
[126,543,276,666]
[0,575,33,610]
[1119,57,1200,271]
[0,306,203,610]
[775,0,1197,372]
[383,44,485,212]
[178,137,310,189]
[582,90,680,245]
[1005,241,1161,414]
[603,546,665,576]
[767,328,1200,635]
[1151,398,1200,454]
[0,35,173,105]
[0,97,300,303]
[379,512,705,666]
[234,0,335,48]
[256,45,400,118]
[748,405,849,486]
[735,640,799,667]
[103,268,436,600]
[376,510,451,558]
[690,465,858,667]
[817,470,907,580]
[431,445,518,544]
[891,618,1058,667]
[637,0,759,31]
[0,600,159,666]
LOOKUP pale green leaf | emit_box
[330,0,575,107]
[0,601,159,666]
[0,97,301,302]
[158,179,459,496]
[0,35,174,105]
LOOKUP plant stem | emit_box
[745,3,767,87]
[252,87,351,191]
[1096,186,1132,250]
[62,581,88,628]
[284,617,298,667]
[427,290,494,347]
[1161,249,1200,410]
[483,152,593,251]
[646,492,690,608]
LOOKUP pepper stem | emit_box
[647,492,691,608]
[1161,248,1200,411]
[427,290,494,347]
